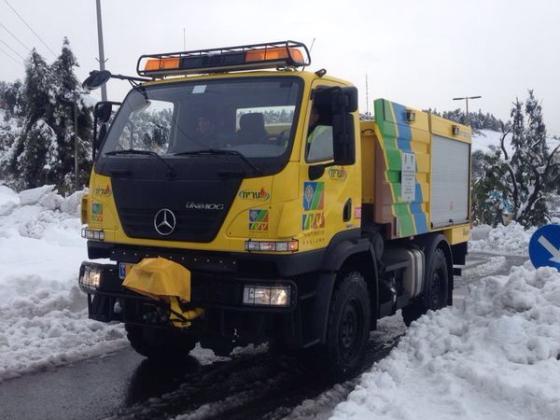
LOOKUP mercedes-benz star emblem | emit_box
[154,208,176,236]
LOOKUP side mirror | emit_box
[82,70,112,91]
[95,102,113,123]
[92,101,120,160]
[332,113,355,165]
[312,86,358,113]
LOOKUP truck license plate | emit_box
[118,263,134,279]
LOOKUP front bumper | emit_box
[79,261,298,322]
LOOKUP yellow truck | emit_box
[79,40,471,379]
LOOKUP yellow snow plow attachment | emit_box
[122,257,203,327]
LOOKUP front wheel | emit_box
[125,324,196,362]
[314,271,371,380]
[402,247,449,326]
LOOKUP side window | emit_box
[305,100,334,163]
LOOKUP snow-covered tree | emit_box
[5,50,57,187]
[15,119,58,188]
[482,91,560,227]
[50,37,93,191]
[1,39,93,191]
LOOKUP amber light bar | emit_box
[137,40,310,77]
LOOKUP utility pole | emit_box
[96,0,107,101]
[365,73,369,116]
[453,95,481,125]
[183,27,186,50]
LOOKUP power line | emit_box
[0,19,30,51]
[0,42,21,65]
[0,38,25,60]
[3,0,57,57]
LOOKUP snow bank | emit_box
[0,183,229,381]
[469,222,535,256]
[332,264,560,420]
[0,184,126,382]
[0,185,19,216]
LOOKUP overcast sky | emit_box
[0,0,558,134]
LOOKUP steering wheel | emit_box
[267,130,289,146]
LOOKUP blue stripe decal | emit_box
[392,103,412,153]
[410,183,428,233]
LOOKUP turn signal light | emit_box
[144,57,180,72]
[245,240,299,252]
[81,195,89,224]
[245,47,304,65]
[81,228,105,241]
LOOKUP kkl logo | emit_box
[238,187,270,201]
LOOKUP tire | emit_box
[125,324,196,362]
[402,247,449,326]
[311,271,371,380]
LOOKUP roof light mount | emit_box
[137,40,311,77]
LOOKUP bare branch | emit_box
[499,124,511,161]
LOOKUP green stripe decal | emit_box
[374,99,429,238]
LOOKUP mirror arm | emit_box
[110,73,151,83]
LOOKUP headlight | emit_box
[81,228,105,241]
[79,263,103,293]
[242,285,291,307]
[245,240,298,252]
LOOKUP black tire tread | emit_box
[125,324,196,361]
[402,247,449,326]
[321,271,371,380]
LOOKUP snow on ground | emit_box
[469,222,535,256]
[331,263,560,420]
[0,183,248,382]
[0,184,129,382]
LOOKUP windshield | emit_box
[100,77,302,159]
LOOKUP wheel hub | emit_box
[339,301,362,360]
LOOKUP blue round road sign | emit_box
[529,224,560,270]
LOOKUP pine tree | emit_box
[50,37,92,191]
[15,119,58,188]
[6,49,58,188]
[481,91,560,227]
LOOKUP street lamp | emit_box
[453,95,482,125]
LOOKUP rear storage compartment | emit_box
[360,99,471,239]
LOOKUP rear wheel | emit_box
[402,247,449,326]
[125,324,196,362]
[309,271,370,380]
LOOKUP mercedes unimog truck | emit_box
[79,40,471,379]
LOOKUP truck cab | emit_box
[79,41,470,379]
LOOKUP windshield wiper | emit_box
[172,149,262,175]
[105,149,176,178]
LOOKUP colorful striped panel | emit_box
[374,99,429,238]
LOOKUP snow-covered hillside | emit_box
[472,129,560,154]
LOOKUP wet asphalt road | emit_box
[0,252,529,420]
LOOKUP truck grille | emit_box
[111,177,241,243]
[118,207,222,242]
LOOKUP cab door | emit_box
[299,80,361,251]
